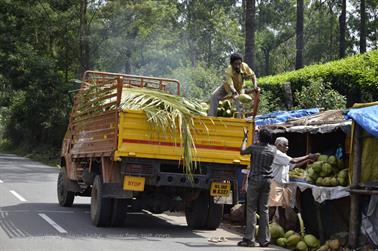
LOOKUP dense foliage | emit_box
[0,0,376,155]
[256,51,378,108]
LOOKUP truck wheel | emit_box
[91,175,112,227]
[57,168,75,207]
[110,199,128,227]
[185,192,208,229]
[185,191,224,230]
[206,197,224,230]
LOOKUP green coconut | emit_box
[276,238,287,247]
[286,234,301,247]
[330,177,338,186]
[323,177,332,187]
[328,239,340,250]
[319,171,328,178]
[296,241,308,251]
[200,102,209,111]
[307,168,315,177]
[316,177,323,186]
[322,163,333,175]
[337,159,345,170]
[223,109,232,117]
[327,156,337,165]
[304,234,320,248]
[284,230,296,239]
[223,100,231,110]
[237,94,253,103]
[338,169,348,179]
[269,222,285,239]
[312,161,323,173]
[216,107,224,116]
[318,155,328,162]
[319,244,329,251]
[337,177,346,186]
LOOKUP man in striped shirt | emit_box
[238,128,276,247]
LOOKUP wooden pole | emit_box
[316,203,325,243]
[348,123,362,248]
[350,189,378,195]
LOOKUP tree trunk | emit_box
[241,0,246,36]
[263,48,270,76]
[360,0,367,53]
[64,22,68,83]
[328,3,334,60]
[245,0,256,69]
[79,0,90,75]
[339,0,346,58]
[124,49,131,74]
[295,0,304,69]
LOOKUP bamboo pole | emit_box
[349,189,378,195]
[348,123,362,248]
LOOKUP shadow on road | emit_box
[0,202,201,240]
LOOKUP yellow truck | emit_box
[57,71,256,229]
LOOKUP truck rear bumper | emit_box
[120,157,242,189]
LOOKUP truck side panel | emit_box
[115,110,252,166]
[70,110,118,158]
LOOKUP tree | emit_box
[245,0,256,69]
[360,0,367,53]
[79,0,90,74]
[339,0,347,58]
[295,0,304,69]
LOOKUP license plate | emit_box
[210,182,231,197]
[123,176,145,191]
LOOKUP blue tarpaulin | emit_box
[254,108,320,126]
[347,105,378,138]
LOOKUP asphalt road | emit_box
[0,154,284,251]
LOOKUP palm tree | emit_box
[295,0,304,69]
[360,0,367,53]
[339,0,347,58]
[245,0,256,69]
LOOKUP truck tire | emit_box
[206,197,224,230]
[185,192,208,229]
[57,168,75,207]
[185,191,224,230]
[91,175,112,227]
[110,199,128,227]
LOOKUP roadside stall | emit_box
[259,110,352,245]
[231,106,377,250]
[236,108,321,203]
[346,102,378,249]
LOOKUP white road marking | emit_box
[0,210,75,213]
[38,213,68,234]
[9,190,27,202]
[0,179,3,183]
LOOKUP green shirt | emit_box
[223,62,256,95]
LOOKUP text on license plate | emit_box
[210,182,231,197]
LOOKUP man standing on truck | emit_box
[268,137,319,228]
[238,128,276,247]
[207,53,257,117]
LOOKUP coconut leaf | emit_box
[119,87,207,178]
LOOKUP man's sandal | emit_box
[237,238,256,247]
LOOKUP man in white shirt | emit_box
[269,137,319,227]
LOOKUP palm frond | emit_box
[119,88,207,178]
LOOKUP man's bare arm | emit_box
[293,159,312,168]
[291,153,319,164]
[240,128,250,155]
